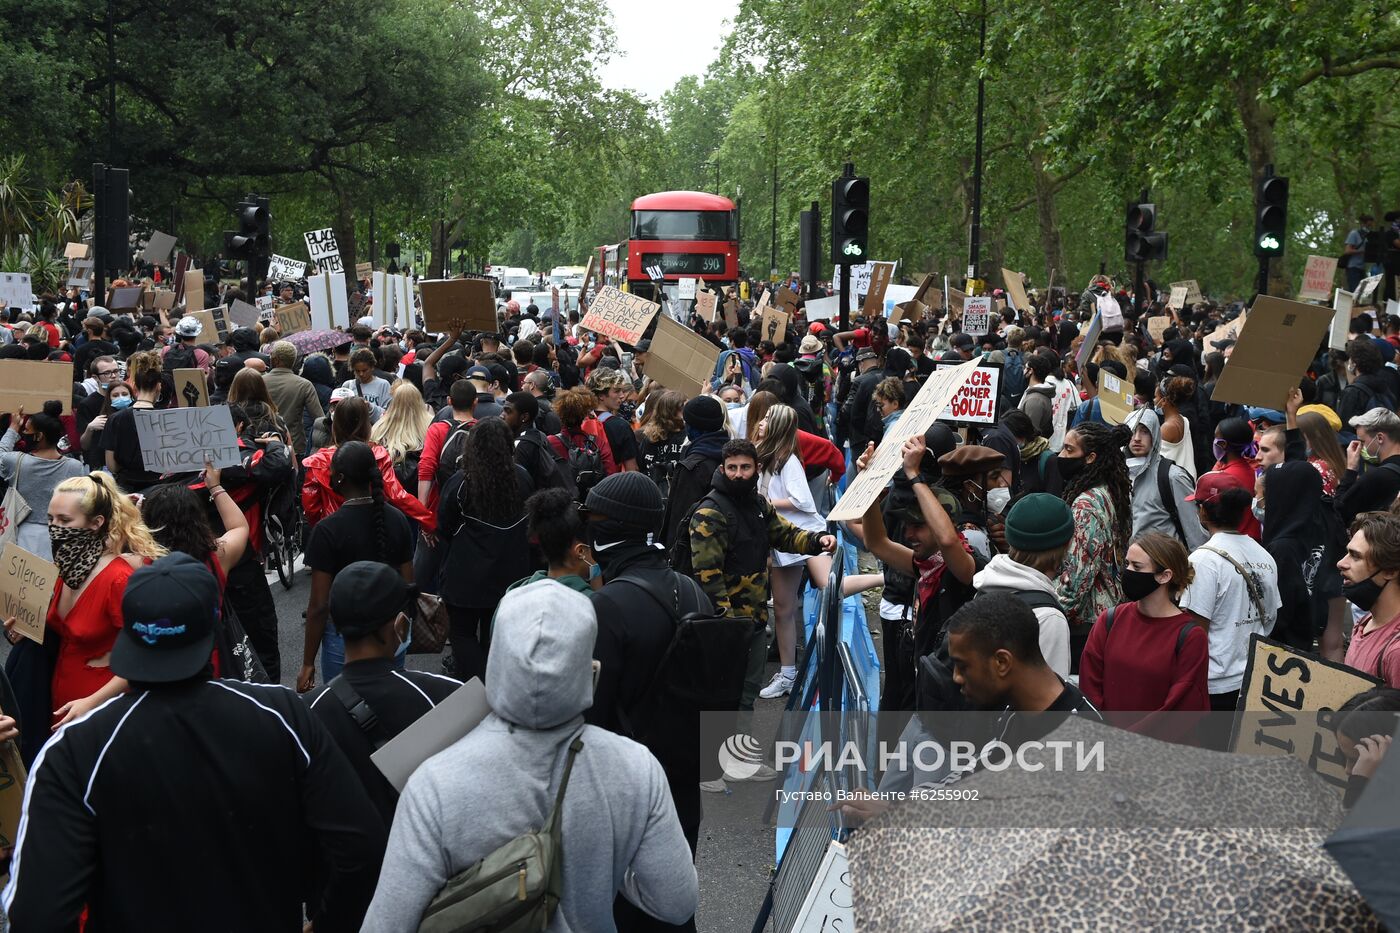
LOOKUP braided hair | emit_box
[1061,421,1133,555]
[331,440,387,557]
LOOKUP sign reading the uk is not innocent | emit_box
[135,405,242,473]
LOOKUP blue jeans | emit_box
[321,622,405,680]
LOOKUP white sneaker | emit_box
[759,671,796,699]
[699,778,728,793]
[729,763,779,783]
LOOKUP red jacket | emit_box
[796,430,845,485]
[302,442,435,532]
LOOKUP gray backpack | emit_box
[418,735,583,932]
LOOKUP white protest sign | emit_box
[372,271,388,328]
[934,361,1000,424]
[1329,288,1355,351]
[1355,273,1383,306]
[1170,280,1202,305]
[255,295,275,321]
[790,841,853,933]
[828,358,982,522]
[804,295,840,321]
[268,254,307,281]
[961,296,993,335]
[135,406,242,472]
[307,272,349,331]
[1168,286,1188,311]
[1096,291,1123,329]
[0,273,33,311]
[677,278,698,300]
[396,274,414,330]
[1298,255,1338,302]
[303,228,344,275]
[579,286,660,344]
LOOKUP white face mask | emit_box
[1251,498,1265,522]
[985,487,1011,515]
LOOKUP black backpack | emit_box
[435,420,475,488]
[1349,378,1399,417]
[668,489,740,577]
[553,431,604,497]
[163,342,197,374]
[517,431,575,498]
[974,584,1064,615]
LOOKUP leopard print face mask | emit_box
[49,524,106,589]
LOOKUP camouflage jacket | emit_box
[689,496,824,624]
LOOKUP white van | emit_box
[494,266,534,294]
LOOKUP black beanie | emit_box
[683,395,725,433]
[586,472,665,531]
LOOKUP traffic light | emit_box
[1254,173,1289,257]
[831,163,869,265]
[1124,201,1168,263]
[224,196,269,261]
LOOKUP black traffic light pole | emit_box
[1133,187,1148,316]
[832,162,868,331]
[1253,163,1288,301]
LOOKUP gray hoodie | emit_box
[362,580,698,932]
[1125,409,1208,550]
[972,555,1071,676]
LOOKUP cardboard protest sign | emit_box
[135,405,242,472]
[151,290,177,313]
[1074,313,1103,371]
[63,241,89,260]
[828,358,983,522]
[891,275,937,325]
[108,285,144,311]
[1355,273,1383,306]
[228,299,260,330]
[1167,286,1188,312]
[66,260,94,289]
[1231,636,1380,793]
[184,309,219,343]
[0,360,76,414]
[355,261,373,281]
[267,254,307,282]
[0,736,26,848]
[208,305,231,341]
[1298,255,1338,302]
[934,361,1000,424]
[1145,315,1171,344]
[275,301,312,336]
[1000,268,1031,313]
[776,285,800,313]
[647,314,721,393]
[578,254,597,300]
[1204,311,1248,349]
[418,278,496,334]
[303,228,344,275]
[1171,280,1202,306]
[1329,289,1356,351]
[174,369,209,408]
[946,286,966,318]
[861,262,896,317]
[181,267,204,309]
[373,679,489,792]
[0,273,33,311]
[1210,296,1331,409]
[961,296,993,335]
[676,277,698,300]
[141,231,177,265]
[0,542,57,645]
[695,289,718,323]
[760,306,790,345]
[723,298,740,330]
[579,286,660,344]
[307,272,349,331]
[1098,369,1135,425]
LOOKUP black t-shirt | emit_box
[305,501,414,577]
[599,412,638,466]
[101,404,164,490]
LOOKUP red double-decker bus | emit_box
[626,191,737,298]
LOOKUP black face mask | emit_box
[1121,569,1161,602]
[1057,455,1086,481]
[1342,572,1388,613]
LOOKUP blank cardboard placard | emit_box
[647,314,721,393]
[695,289,718,323]
[1001,268,1031,312]
[109,285,144,311]
[1210,296,1332,409]
[174,369,209,408]
[947,287,966,317]
[276,301,312,336]
[152,290,177,312]
[861,262,896,317]
[182,267,204,309]
[142,231,177,265]
[307,272,350,331]
[1298,255,1338,302]
[0,542,57,645]
[804,295,838,322]
[1328,289,1357,350]
[828,358,982,522]
[760,306,790,345]
[418,278,496,334]
[723,298,740,330]
[0,360,76,414]
[1074,313,1103,370]
[64,241,90,260]
[396,274,414,330]
[1098,369,1135,425]
[135,405,242,473]
[579,286,661,344]
[228,299,260,329]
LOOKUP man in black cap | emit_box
[305,561,461,825]
[941,332,976,362]
[843,347,883,458]
[3,554,385,932]
[466,364,504,419]
[662,396,730,548]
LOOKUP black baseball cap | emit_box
[329,561,414,640]
[111,554,219,683]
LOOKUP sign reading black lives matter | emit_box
[135,405,242,472]
[303,228,344,275]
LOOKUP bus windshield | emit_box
[631,210,735,241]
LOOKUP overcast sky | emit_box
[597,0,739,102]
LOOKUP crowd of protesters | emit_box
[0,258,1395,930]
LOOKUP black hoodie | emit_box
[767,362,820,435]
[1261,453,1327,651]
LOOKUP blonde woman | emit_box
[372,381,433,490]
[3,472,166,730]
[755,403,831,698]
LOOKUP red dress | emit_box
[47,558,134,723]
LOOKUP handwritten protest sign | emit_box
[136,406,242,472]
[1146,315,1171,343]
[934,361,1000,424]
[0,360,76,414]
[1211,296,1331,409]
[828,358,982,522]
[1167,286,1188,312]
[142,231,177,265]
[861,262,896,317]
[303,228,344,275]
[1098,369,1135,425]
[676,277,698,300]
[790,842,854,933]
[961,296,993,335]
[695,289,718,323]
[647,314,721,393]
[776,285,800,313]
[0,542,56,645]
[275,301,312,336]
[0,273,33,311]
[355,261,373,281]
[268,255,307,281]
[418,278,495,334]
[760,306,790,345]
[1355,273,1383,306]
[1170,280,1202,306]
[1231,636,1380,794]
[174,369,208,408]
[580,286,660,344]
[256,295,275,321]
[1298,255,1338,302]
